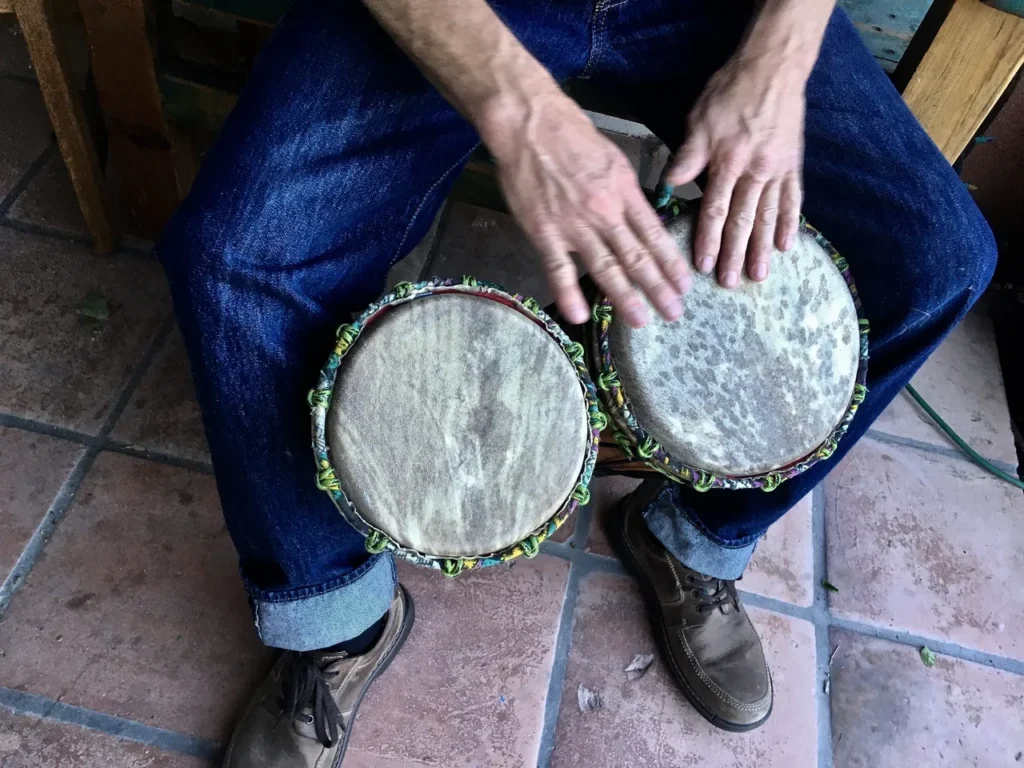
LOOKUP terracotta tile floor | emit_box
[1,71,1023,768]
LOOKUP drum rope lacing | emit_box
[310,277,605,575]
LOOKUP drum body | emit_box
[591,212,869,490]
[310,278,602,575]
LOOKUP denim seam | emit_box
[580,0,612,79]
[242,553,393,603]
[387,144,480,271]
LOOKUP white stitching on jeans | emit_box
[387,144,480,271]
[580,0,612,79]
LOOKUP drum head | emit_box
[326,293,588,558]
[610,214,861,476]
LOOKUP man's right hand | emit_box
[479,86,692,328]
[362,0,689,327]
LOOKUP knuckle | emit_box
[703,202,730,221]
[748,153,774,180]
[588,252,619,279]
[720,148,747,174]
[731,210,756,230]
[618,247,650,272]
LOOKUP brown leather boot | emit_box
[222,586,414,767]
[607,480,772,731]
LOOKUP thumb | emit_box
[663,129,710,187]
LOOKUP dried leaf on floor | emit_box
[80,292,110,321]
[624,653,655,682]
[577,684,603,713]
[920,646,937,667]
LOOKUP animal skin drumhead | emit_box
[609,214,860,476]
[327,294,588,558]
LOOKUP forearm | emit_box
[360,0,558,151]
[739,0,836,81]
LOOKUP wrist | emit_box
[738,0,831,82]
[469,71,564,158]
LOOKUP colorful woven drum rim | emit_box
[590,213,870,492]
[309,276,604,575]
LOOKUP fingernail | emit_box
[722,271,738,289]
[698,257,714,274]
[663,298,682,322]
[783,234,794,251]
[628,304,649,328]
[752,264,767,281]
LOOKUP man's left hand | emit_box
[663,55,806,288]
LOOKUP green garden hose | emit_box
[905,384,1024,490]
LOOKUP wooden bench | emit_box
[73,0,1024,241]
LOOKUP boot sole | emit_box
[332,585,416,766]
[604,494,772,734]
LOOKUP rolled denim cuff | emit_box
[249,553,396,651]
[642,484,756,580]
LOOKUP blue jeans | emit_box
[157,0,996,650]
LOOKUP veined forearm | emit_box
[360,0,557,142]
[741,0,836,79]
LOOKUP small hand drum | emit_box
[591,210,869,491]
[310,278,602,575]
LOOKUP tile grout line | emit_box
[535,502,593,768]
[0,413,214,475]
[0,142,56,219]
[0,210,156,261]
[0,686,220,761]
[98,316,176,437]
[535,564,581,768]
[0,446,100,614]
[0,411,101,446]
[812,484,835,768]
[865,428,1019,474]
[0,72,39,87]
[0,316,174,616]
[826,615,1024,676]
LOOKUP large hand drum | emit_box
[591,211,869,490]
[310,278,602,575]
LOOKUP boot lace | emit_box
[686,573,740,613]
[280,653,343,748]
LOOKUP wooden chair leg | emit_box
[15,0,116,253]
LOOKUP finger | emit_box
[603,222,682,322]
[530,226,589,325]
[625,195,693,294]
[572,225,649,328]
[663,128,710,187]
[717,176,765,288]
[776,172,802,252]
[693,164,739,276]
[747,180,780,282]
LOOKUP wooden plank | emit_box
[902,0,1024,161]
[77,0,182,237]
[839,0,934,71]
[15,0,114,252]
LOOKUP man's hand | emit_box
[483,87,691,328]
[662,0,834,288]
[665,59,804,287]
[362,0,689,328]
